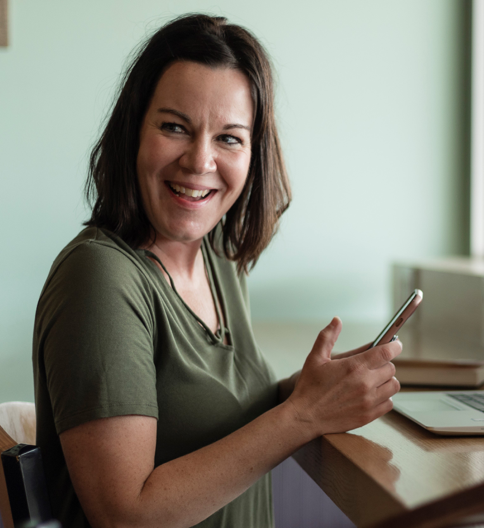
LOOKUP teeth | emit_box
[170,183,210,199]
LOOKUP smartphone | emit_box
[371,289,423,348]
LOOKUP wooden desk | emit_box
[294,409,484,528]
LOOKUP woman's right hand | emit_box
[286,317,401,437]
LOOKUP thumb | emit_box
[308,317,342,366]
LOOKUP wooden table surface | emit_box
[293,409,484,527]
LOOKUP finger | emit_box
[332,341,372,359]
[371,397,395,420]
[358,340,402,370]
[357,396,395,429]
[375,376,400,404]
[372,361,397,388]
[308,317,342,365]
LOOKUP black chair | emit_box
[0,405,56,528]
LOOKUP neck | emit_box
[143,235,204,282]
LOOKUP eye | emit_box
[218,134,242,145]
[160,122,186,134]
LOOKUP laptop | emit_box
[392,391,484,435]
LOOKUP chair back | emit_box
[0,403,36,446]
[0,423,18,528]
[0,401,48,528]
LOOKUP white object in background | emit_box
[471,0,484,257]
[393,259,484,352]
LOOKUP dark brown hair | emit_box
[85,13,291,272]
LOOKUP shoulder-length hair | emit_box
[85,13,291,273]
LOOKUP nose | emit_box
[179,137,217,175]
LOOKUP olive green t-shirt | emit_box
[33,227,278,528]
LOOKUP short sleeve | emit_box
[37,241,158,435]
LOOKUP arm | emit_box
[61,402,308,528]
[60,317,401,528]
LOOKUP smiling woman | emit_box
[32,13,402,528]
[85,14,290,273]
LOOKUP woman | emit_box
[33,14,401,528]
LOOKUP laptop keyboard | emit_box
[449,393,484,412]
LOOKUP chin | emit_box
[153,214,220,245]
[162,226,210,244]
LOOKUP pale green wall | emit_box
[0,0,470,400]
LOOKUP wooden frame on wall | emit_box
[0,0,8,47]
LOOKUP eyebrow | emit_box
[157,107,191,123]
[157,107,251,132]
[223,123,251,132]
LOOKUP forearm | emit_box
[93,402,313,528]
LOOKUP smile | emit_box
[168,182,213,201]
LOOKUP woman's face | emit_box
[137,61,254,247]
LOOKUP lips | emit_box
[167,182,214,201]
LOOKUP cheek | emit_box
[137,136,163,175]
[221,151,251,192]
[138,134,184,178]
[137,143,167,208]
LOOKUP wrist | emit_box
[278,398,318,446]
[277,370,301,403]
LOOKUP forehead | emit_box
[149,61,254,126]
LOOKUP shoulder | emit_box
[36,227,157,333]
[42,227,150,296]
[51,227,142,274]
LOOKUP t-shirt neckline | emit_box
[138,241,232,349]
